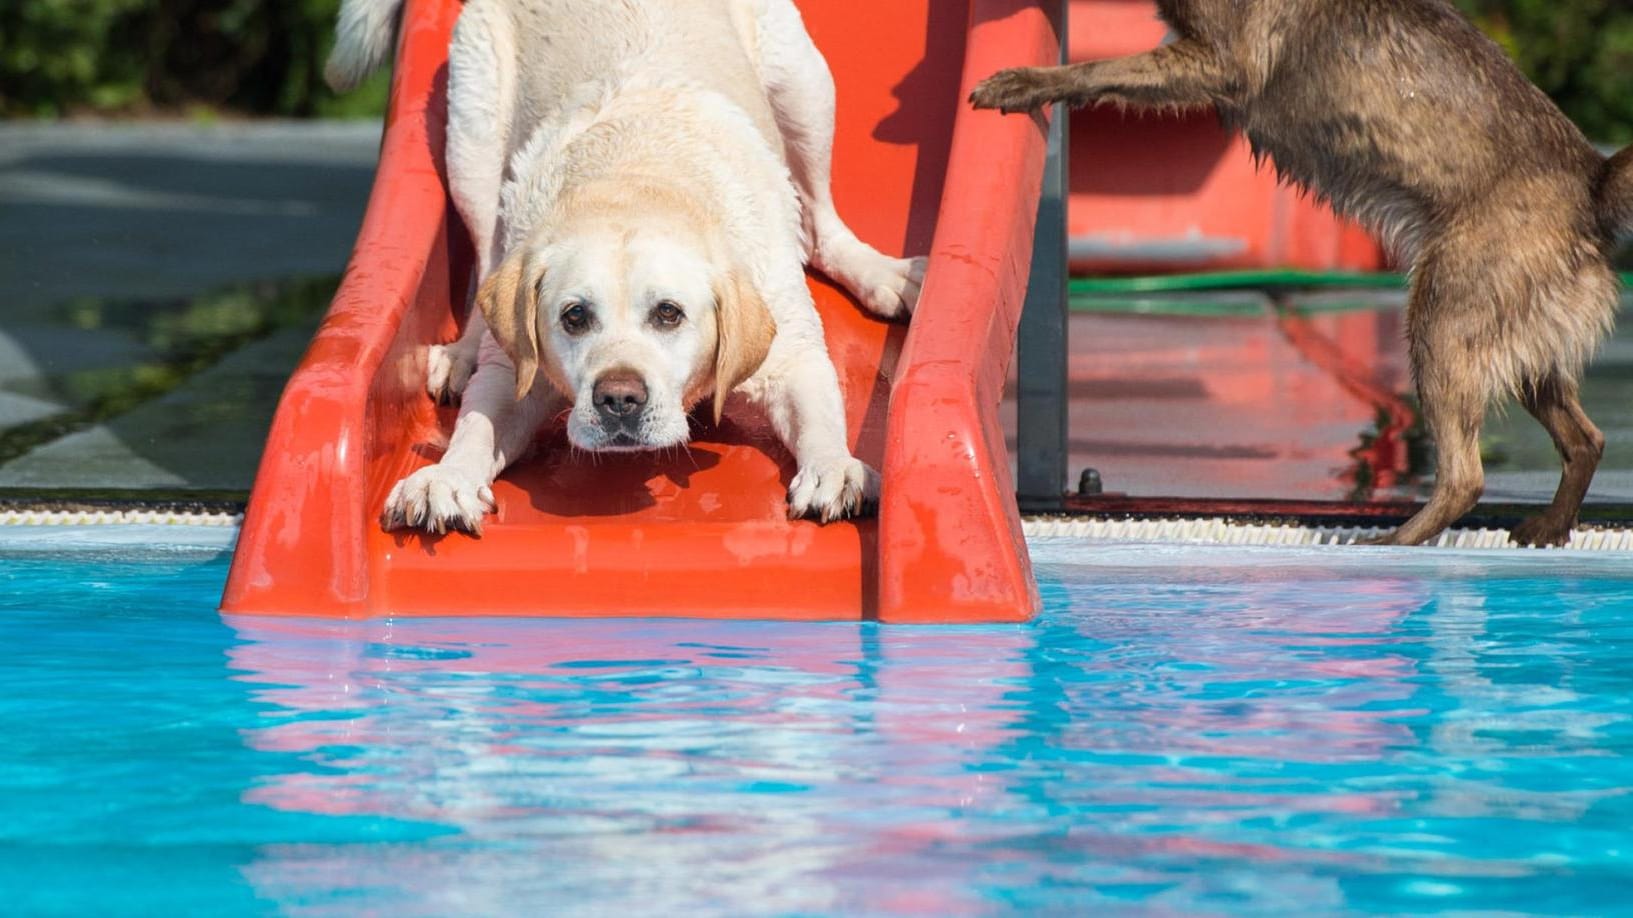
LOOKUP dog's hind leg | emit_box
[1510,375,1605,546]
[1384,372,1487,546]
[1378,276,1490,546]
[431,1,516,404]
[1508,260,1616,546]
[754,0,923,319]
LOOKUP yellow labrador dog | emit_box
[325,0,923,533]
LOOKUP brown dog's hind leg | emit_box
[1510,376,1605,547]
[1377,319,1490,546]
[1384,405,1485,545]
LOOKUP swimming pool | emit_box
[3,527,1631,915]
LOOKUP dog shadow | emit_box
[520,436,730,518]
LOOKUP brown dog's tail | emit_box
[1598,146,1633,238]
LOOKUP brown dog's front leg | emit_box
[970,39,1233,114]
[968,65,1077,114]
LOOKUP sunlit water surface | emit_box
[2,527,1631,915]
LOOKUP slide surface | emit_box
[221,0,1056,622]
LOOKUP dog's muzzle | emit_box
[592,369,649,441]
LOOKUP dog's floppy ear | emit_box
[712,270,777,424]
[475,252,545,400]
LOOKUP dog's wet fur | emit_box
[973,0,1633,546]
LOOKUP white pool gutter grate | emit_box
[1022,517,1633,551]
[4,507,1633,552]
[0,509,242,527]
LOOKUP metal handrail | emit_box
[1015,0,1071,513]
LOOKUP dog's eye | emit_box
[561,303,591,334]
[651,301,685,328]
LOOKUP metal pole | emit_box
[1016,0,1070,514]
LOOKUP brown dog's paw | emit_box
[1510,514,1574,548]
[969,67,1061,114]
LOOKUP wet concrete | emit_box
[1004,294,1633,505]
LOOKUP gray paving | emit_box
[0,324,318,489]
[0,120,378,490]
[0,120,380,311]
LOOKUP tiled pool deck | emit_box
[3,121,1631,509]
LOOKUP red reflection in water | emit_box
[1012,309,1415,502]
[224,615,1033,914]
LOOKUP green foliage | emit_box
[1455,0,1633,144]
[0,0,150,116]
[1,0,1630,138]
[0,0,388,118]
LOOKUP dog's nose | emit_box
[593,370,648,421]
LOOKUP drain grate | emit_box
[1024,517,1633,551]
[0,508,242,527]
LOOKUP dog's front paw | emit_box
[969,67,1063,114]
[426,341,478,405]
[788,456,880,523]
[381,465,496,535]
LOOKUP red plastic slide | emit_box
[221,0,1056,622]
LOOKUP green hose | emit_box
[1069,270,1633,316]
[1070,270,1404,295]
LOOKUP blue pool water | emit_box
[3,527,1632,915]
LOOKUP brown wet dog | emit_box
[972,0,1633,546]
